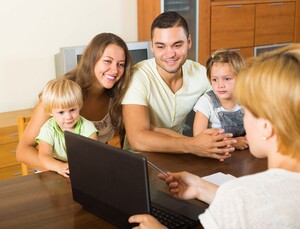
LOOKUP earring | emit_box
[262,136,267,140]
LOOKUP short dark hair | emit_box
[150,11,189,39]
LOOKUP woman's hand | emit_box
[159,171,201,200]
[128,214,167,229]
[158,171,218,204]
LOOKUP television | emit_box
[55,41,153,77]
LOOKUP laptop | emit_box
[65,131,205,228]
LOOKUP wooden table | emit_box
[0,149,267,229]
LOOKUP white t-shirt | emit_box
[199,169,300,229]
[122,58,210,131]
[193,92,242,129]
[122,58,211,150]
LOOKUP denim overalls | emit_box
[207,90,245,137]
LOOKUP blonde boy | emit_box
[36,79,98,178]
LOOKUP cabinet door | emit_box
[137,0,161,41]
[0,126,18,145]
[0,164,22,180]
[255,2,295,46]
[211,4,255,50]
[0,142,18,168]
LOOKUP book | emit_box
[202,172,236,186]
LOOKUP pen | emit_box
[147,160,168,177]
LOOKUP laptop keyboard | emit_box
[151,204,198,229]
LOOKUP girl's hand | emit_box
[233,136,248,150]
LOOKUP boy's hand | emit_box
[56,163,69,178]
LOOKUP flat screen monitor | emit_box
[55,41,153,77]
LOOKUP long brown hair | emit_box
[64,33,132,137]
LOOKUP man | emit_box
[122,11,235,160]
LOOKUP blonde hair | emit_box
[235,44,300,161]
[206,49,244,81]
[41,79,83,114]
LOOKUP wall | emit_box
[0,0,137,113]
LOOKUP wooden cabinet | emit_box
[0,109,33,180]
[255,2,295,45]
[0,126,20,179]
[211,1,297,60]
[211,4,255,50]
[210,0,299,62]
[137,0,300,65]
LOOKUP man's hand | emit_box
[189,128,236,161]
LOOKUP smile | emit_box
[104,74,116,81]
[164,59,178,65]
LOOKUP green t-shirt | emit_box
[36,116,98,161]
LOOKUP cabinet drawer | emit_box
[211,4,255,50]
[0,142,18,168]
[0,164,22,180]
[0,126,19,144]
[255,2,295,45]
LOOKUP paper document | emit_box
[202,172,236,186]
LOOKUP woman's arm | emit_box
[16,102,50,171]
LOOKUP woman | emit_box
[129,45,300,228]
[16,33,132,171]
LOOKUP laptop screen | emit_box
[65,131,151,227]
